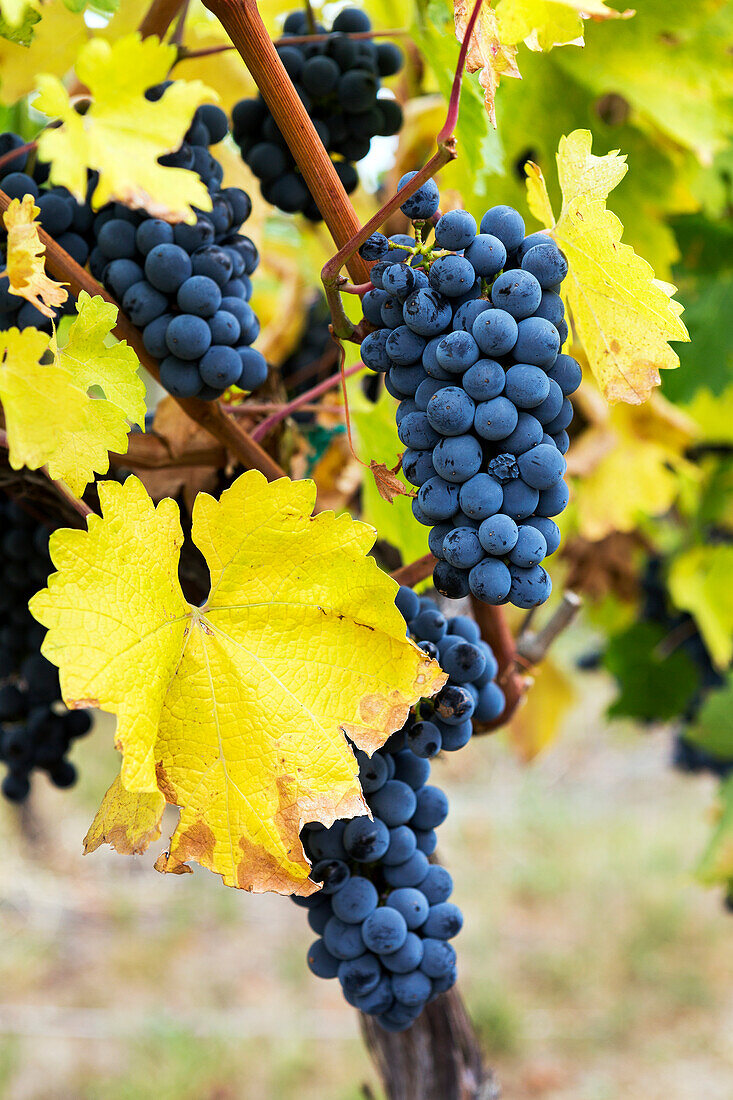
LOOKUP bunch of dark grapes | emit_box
[0,132,94,332]
[86,97,267,401]
[0,494,92,803]
[358,173,580,609]
[291,586,504,1032]
[232,7,403,219]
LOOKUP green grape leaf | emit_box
[603,621,701,723]
[0,1,39,45]
[686,675,733,761]
[669,546,733,670]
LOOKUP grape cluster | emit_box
[291,586,504,1032]
[359,175,581,609]
[0,131,94,332]
[232,7,403,219]
[0,494,92,803]
[87,99,267,401]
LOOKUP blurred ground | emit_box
[1,664,732,1100]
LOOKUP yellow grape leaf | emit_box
[0,292,144,495]
[496,0,633,52]
[84,775,166,856]
[0,1,87,104]
[1,194,68,317]
[525,130,689,403]
[30,474,445,893]
[507,656,575,761]
[669,546,733,671]
[567,389,695,540]
[0,0,40,45]
[454,0,521,126]
[34,33,216,223]
[0,0,35,25]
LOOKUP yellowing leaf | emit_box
[496,0,633,52]
[30,474,444,893]
[0,0,40,45]
[0,0,36,26]
[84,775,166,856]
[1,194,68,317]
[0,292,144,495]
[507,656,575,760]
[669,546,733,671]
[567,391,695,540]
[34,33,216,222]
[525,130,690,403]
[0,1,88,105]
[454,0,521,126]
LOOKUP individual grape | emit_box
[398,411,441,450]
[159,356,203,397]
[393,749,431,789]
[381,932,425,974]
[331,876,379,923]
[452,299,490,334]
[518,442,566,490]
[536,478,570,517]
[478,513,519,555]
[552,430,570,455]
[310,858,350,894]
[440,641,486,684]
[434,684,475,724]
[417,476,460,521]
[462,359,504,401]
[434,209,477,251]
[469,557,512,603]
[501,479,540,521]
[339,954,382,997]
[324,916,366,960]
[391,969,432,1007]
[491,269,542,320]
[504,363,551,409]
[177,274,222,318]
[343,816,390,861]
[509,525,547,568]
[420,866,453,905]
[386,325,427,366]
[165,313,212,359]
[464,233,506,277]
[513,316,561,367]
[238,347,268,390]
[435,330,480,373]
[457,473,503,520]
[432,435,483,484]
[397,171,440,220]
[432,560,471,600]
[199,345,242,388]
[508,563,552,608]
[383,825,418,866]
[429,254,476,298]
[361,328,392,371]
[122,280,168,326]
[422,902,463,939]
[545,397,574,434]
[442,527,484,570]
[479,205,525,251]
[362,907,408,954]
[421,939,457,979]
[525,517,561,556]
[360,233,390,261]
[535,290,565,327]
[105,258,144,300]
[521,241,568,288]
[407,720,442,758]
[474,397,519,441]
[472,308,518,356]
[368,780,418,827]
[386,887,429,930]
[547,353,582,396]
[97,218,138,259]
[380,294,406,328]
[136,219,174,255]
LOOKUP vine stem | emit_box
[176,28,409,60]
[250,360,367,442]
[320,0,486,340]
[201,0,369,286]
[0,189,286,482]
[138,0,188,38]
[0,141,38,176]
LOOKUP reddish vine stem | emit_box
[176,27,409,60]
[0,190,286,483]
[202,0,369,286]
[0,141,38,176]
[470,596,529,731]
[390,553,436,588]
[250,360,367,442]
[320,0,485,340]
[138,0,188,38]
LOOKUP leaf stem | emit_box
[201,0,369,285]
[0,189,286,483]
[250,359,368,442]
[138,0,188,38]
